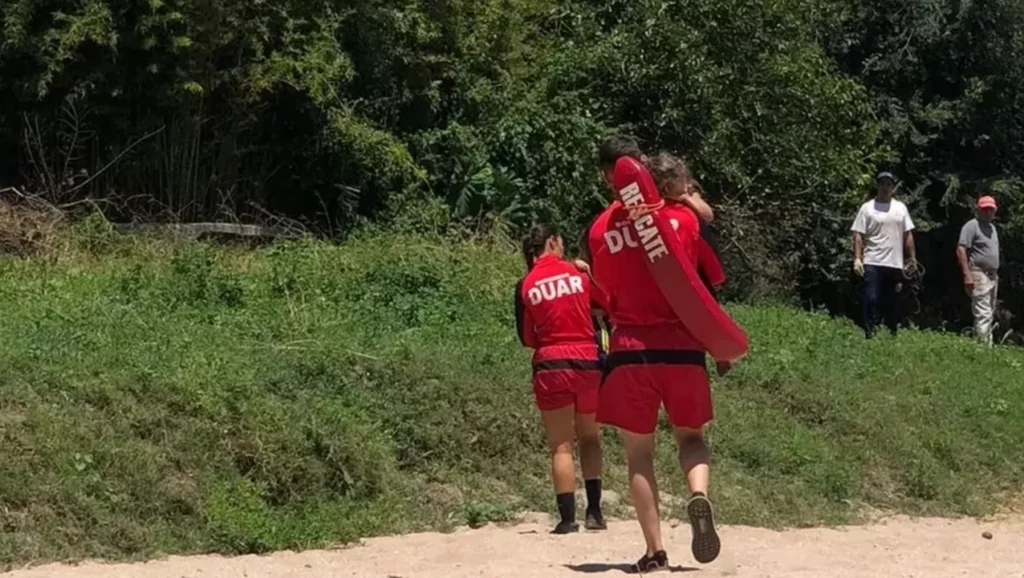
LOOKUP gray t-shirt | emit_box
[958,218,999,272]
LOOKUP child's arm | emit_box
[682,191,714,223]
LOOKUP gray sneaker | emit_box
[687,493,721,564]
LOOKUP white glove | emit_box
[904,259,919,276]
[853,259,864,277]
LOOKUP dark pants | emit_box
[862,265,903,337]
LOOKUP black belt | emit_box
[532,359,603,375]
[601,349,707,384]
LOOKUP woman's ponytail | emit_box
[521,223,559,270]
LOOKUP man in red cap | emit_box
[957,195,1000,345]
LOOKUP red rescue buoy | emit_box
[611,156,749,361]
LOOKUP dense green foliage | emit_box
[3,2,1023,566]
[2,0,1023,329]
[1,228,1022,567]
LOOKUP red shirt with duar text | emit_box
[514,254,609,349]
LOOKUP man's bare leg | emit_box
[575,412,606,529]
[622,430,664,554]
[541,406,579,533]
[675,426,720,564]
[675,427,709,494]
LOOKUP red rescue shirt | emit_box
[696,226,726,289]
[515,254,609,349]
[586,201,701,327]
[662,199,726,290]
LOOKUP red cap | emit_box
[978,196,997,210]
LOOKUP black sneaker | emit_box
[551,521,579,534]
[686,493,721,564]
[584,509,607,530]
[630,550,669,574]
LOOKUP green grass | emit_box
[1,221,1022,567]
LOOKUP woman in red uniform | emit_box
[515,223,609,534]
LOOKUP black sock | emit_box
[556,492,575,524]
[585,479,602,513]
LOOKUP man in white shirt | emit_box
[851,171,917,338]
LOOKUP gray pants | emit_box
[970,270,998,346]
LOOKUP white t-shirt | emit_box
[851,199,915,269]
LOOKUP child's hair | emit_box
[647,153,695,196]
[521,223,559,270]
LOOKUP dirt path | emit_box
[6,514,1022,578]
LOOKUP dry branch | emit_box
[112,222,305,241]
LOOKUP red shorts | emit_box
[597,324,712,434]
[532,343,602,414]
